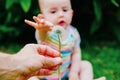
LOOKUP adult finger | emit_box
[42,65,58,70]
[37,45,62,57]
[35,69,52,76]
[42,57,62,68]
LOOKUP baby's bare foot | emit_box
[28,76,39,80]
[94,76,106,80]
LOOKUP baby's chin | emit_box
[57,25,67,29]
[57,23,68,28]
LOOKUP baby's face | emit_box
[39,0,73,28]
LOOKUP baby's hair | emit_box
[38,0,45,6]
[38,0,44,12]
[38,0,42,4]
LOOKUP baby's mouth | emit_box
[58,21,65,26]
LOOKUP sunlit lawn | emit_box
[82,43,120,80]
[0,42,120,80]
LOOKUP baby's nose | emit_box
[58,11,64,17]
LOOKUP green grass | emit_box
[82,44,120,80]
[0,43,120,80]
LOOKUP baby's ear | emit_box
[71,9,74,16]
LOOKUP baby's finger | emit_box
[33,16,45,25]
[24,19,37,29]
[45,21,54,28]
[37,14,44,19]
[33,16,40,24]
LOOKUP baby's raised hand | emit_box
[25,14,54,32]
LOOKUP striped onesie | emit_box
[36,25,80,80]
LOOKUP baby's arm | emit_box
[69,46,81,80]
[25,14,54,41]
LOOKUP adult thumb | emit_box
[42,57,62,67]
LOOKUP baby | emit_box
[25,0,106,80]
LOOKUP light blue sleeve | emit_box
[73,27,81,47]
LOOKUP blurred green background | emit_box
[0,0,120,80]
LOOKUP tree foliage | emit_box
[0,0,120,44]
[71,0,120,43]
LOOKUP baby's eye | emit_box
[63,9,68,12]
[50,11,56,14]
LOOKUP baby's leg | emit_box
[79,60,93,80]
[79,61,106,80]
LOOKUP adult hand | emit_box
[0,44,62,80]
